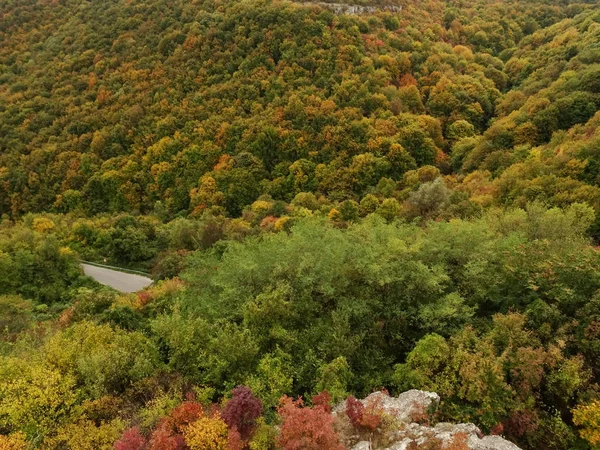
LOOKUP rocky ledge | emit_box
[334,390,521,450]
[300,2,402,15]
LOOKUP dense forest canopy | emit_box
[2,0,599,219]
[2,0,600,448]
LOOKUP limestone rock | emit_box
[334,389,440,423]
[471,435,522,450]
[339,391,521,450]
[300,2,403,15]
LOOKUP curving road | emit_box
[81,263,153,293]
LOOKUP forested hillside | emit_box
[2,0,597,218]
[2,0,600,448]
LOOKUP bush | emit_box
[345,396,381,432]
[115,427,148,450]
[222,386,262,440]
[170,400,203,429]
[0,295,33,339]
[148,419,186,450]
[47,419,125,450]
[311,391,332,414]
[248,417,277,450]
[573,400,600,448]
[0,360,79,438]
[183,414,229,450]
[43,322,162,398]
[0,433,28,450]
[276,397,343,450]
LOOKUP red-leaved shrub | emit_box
[311,391,332,413]
[147,398,204,450]
[346,396,364,429]
[504,409,539,438]
[277,396,344,450]
[409,402,430,426]
[115,427,148,450]
[227,426,245,450]
[136,291,153,307]
[170,400,203,429]
[148,419,186,450]
[490,423,504,436]
[222,386,262,440]
[345,396,381,431]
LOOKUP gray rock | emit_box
[471,435,522,450]
[334,390,440,423]
[432,422,483,441]
[373,389,440,423]
[335,390,521,450]
[387,440,412,450]
[300,2,403,15]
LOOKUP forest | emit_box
[2,0,600,448]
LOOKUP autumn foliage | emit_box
[573,400,600,447]
[221,386,262,440]
[1,1,600,448]
[311,391,332,414]
[183,414,229,450]
[115,427,148,450]
[276,397,344,450]
[226,427,244,450]
[170,401,204,429]
[345,396,382,432]
[0,433,28,450]
[148,420,186,450]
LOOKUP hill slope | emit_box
[2,1,600,449]
[1,0,595,219]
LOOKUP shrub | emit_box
[42,321,161,398]
[139,392,183,429]
[146,398,203,450]
[504,410,538,439]
[148,419,186,450]
[376,198,401,222]
[81,395,123,423]
[339,200,360,222]
[407,437,443,450]
[314,357,351,404]
[0,433,28,450]
[346,396,364,429]
[573,400,600,447]
[183,414,229,450]
[445,432,470,450]
[0,295,33,339]
[406,178,451,219]
[170,400,203,429]
[277,397,343,450]
[222,386,262,440]
[345,396,381,432]
[227,427,244,450]
[114,427,148,450]
[248,418,277,450]
[311,391,332,414]
[0,359,80,438]
[46,419,125,450]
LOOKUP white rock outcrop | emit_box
[335,390,521,450]
[301,2,403,15]
[334,390,440,423]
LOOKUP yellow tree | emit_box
[573,400,600,448]
[184,414,229,450]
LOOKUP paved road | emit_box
[81,263,153,293]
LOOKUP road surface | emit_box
[81,263,153,293]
